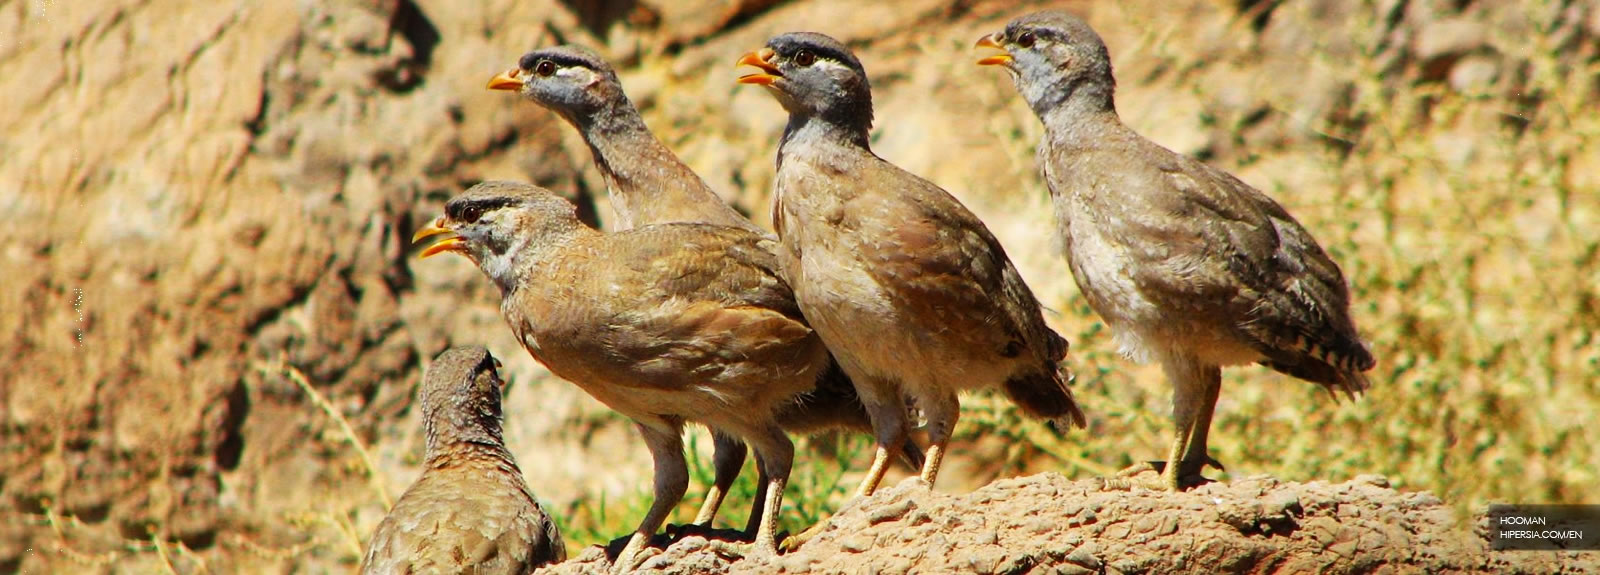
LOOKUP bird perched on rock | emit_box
[361,346,565,575]
[487,44,920,536]
[736,32,1086,515]
[977,10,1376,491]
[413,181,829,571]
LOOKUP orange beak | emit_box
[487,68,523,91]
[412,217,467,259]
[975,33,1012,66]
[736,48,781,85]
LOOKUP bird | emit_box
[976,10,1376,491]
[735,31,1086,523]
[413,180,833,571]
[360,346,565,575]
[487,44,921,538]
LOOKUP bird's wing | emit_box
[850,159,1063,365]
[1062,141,1372,390]
[569,225,820,390]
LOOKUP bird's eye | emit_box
[1017,31,1037,48]
[460,205,484,223]
[534,60,557,77]
[794,50,816,67]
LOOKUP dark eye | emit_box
[1017,31,1037,48]
[534,60,556,77]
[794,50,816,67]
[460,205,484,223]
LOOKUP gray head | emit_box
[737,32,874,141]
[412,180,588,290]
[976,11,1116,118]
[487,45,634,129]
[419,346,507,456]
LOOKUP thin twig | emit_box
[283,363,393,510]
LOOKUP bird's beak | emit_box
[736,48,781,85]
[487,68,523,91]
[975,33,1012,67]
[412,217,466,259]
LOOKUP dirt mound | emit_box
[545,474,1595,575]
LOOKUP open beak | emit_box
[487,68,523,91]
[736,48,781,85]
[412,217,467,259]
[975,33,1013,67]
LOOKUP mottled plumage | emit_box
[737,33,1085,533]
[488,46,920,536]
[361,346,564,575]
[413,181,822,571]
[978,10,1375,491]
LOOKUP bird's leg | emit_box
[853,384,911,499]
[613,423,688,575]
[1107,355,1213,491]
[738,455,771,540]
[781,380,908,552]
[917,391,961,488]
[706,425,792,563]
[1177,365,1225,479]
[688,431,747,527]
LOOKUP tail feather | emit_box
[1002,364,1086,429]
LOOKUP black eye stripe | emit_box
[518,52,602,73]
[446,198,512,222]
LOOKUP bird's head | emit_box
[737,32,874,135]
[975,11,1115,116]
[419,346,506,453]
[487,45,626,127]
[411,181,586,290]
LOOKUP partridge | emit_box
[413,181,826,570]
[361,346,565,574]
[488,44,919,535]
[736,32,1086,512]
[977,10,1376,491]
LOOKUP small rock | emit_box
[975,530,998,546]
[1065,546,1102,570]
[868,499,915,525]
[841,533,873,553]
[1353,474,1391,489]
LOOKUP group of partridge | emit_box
[361,9,1376,575]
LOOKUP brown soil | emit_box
[545,474,1598,575]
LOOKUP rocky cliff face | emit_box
[3,0,1596,572]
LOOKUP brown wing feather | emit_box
[1077,139,1374,394]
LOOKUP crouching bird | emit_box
[977,10,1376,491]
[736,32,1087,548]
[361,346,565,574]
[414,181,830,571]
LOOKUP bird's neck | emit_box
[424,436,517,469]
[574,107,750,230]
[779,114,871,164]
[480,224,591,296]
[1032,73,1116,129]
[1040,85,1123,150]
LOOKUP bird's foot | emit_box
[1100,459,1221,491]
[777,519,830,553]
[610,546,661,575]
